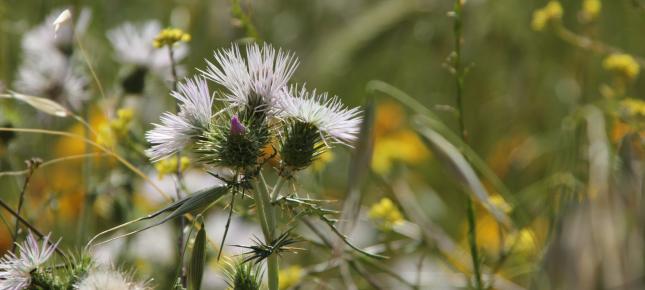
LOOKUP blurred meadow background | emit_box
[1,0,644,289]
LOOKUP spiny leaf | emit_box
[88,185,229,248]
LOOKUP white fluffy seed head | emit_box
[200,42,299,113]
[145,76,214,162]
[278,85,363,145]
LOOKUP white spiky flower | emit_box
[75,267,148,290]
[107,21,188,77]
[0,232,59,290]
[22,8,91,56]
[200,43,298,113]
[14,50,89,110]
[278,85,362,144]
[145,76,214,161]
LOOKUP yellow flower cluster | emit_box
[531,1,563,31]
[153,28,191,48]
[620,98,645,118]
[155,156,190,178]
[581,0,601,21]
[97,108,135,147]
[603,53,640,81]
[278,266,302,290]
[368,198,404,231]
[372,101,430,175]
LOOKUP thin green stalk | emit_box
[252,174,279,290]
[452,1,483,289]
[11,161,37,252]
[167,43,188,288]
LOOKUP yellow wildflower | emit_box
[369,198,404,231]
[603,53,640,81]
[489,195,512,214]
[581,0,601,21]
[620,98,645,117]
[278,266,302,290]
[372,130,429,175]
[155,156,191,178]
[153,27,191,48]
[505,228,537,254]
[97,108,135,147]
[531,1,563,31]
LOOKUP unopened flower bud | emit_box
[230,115,246,135]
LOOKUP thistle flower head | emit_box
[145,76,213,161]
[278,86,362,145]
[0,232,59,289]
[223,260,263,290]
[75,267,148,290]
[200,43,299,114]
[195,111,269,171]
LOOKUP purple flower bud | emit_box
[230,115,246,135]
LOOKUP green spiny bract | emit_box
[279,120,326,175]
[195,109,270,173]
[224,261,263,290]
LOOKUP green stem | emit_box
[452,1,483,289]
[252,174,279,290]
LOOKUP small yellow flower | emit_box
[531,1,563,31]
[153,27,191,48]
[155,156,191,178]
[620,98,645,117]
[489,195,512,214]
[369,198,404,231]
[96,108,135,147]
[278,266,302,290]
[603,53,640,81]
[581,0,601,21]
[505,228,537,254]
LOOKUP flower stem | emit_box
[253,174,279,290]
[452,1,483,289]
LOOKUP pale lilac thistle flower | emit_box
[145,77,214,161]
[278,86,363,145]
[107,21,188,77]
[0,232,59,290]
[75,267,148,290]
[200,43,298,113]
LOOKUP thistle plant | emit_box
[138,42,363,290]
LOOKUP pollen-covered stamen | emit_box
[230,115,246,135]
